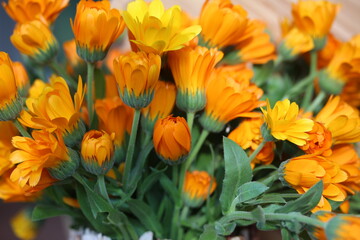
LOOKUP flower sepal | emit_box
[0,94,24,121]
[120,88,154,110]
[81,155,115,176]
[63,120,86,147]
[48,147,80,180]
[77,45,107,63]
[318,70,344,95]
[313,36,327,51]
[177,90,206,113]
[199,113,225,133]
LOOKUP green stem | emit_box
[14,119,31,138]
[170,205,181,240]
[173,165,179,187]
[306,91,326,113]
[258,170,279,186]
[220,211,325,228]
[248,140,266,162]
[301,51,318,109]
[97,175,110,204]
[49,61,77,89]
[282,74,315,100]
[86,62,95,128]
[123,109,141,192]
[186,112,195,134]
[180,206,189,221]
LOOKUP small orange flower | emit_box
[183,170,217,207]
[280,27,314,59]
[299,121,332,156]
[229,118,274,167]
[10,130,71,187]
[262,99,314,146]
[95,97,134,146]
[81,130,115,175]
[201,65,264,132]
[168,46,223,112]
[2,0,69,24]
[317,33,341,69]
[310,211,336,240]
[153,116,191,164]
[325,215,360,240]
[12,61,29,94]
[71,0,125,62]
[63,197,80,208]
[315,96,360,144]
[199,0,248,48]
[113,51,161,109]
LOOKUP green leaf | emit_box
[199,224,225,240]
[236,182,269,204]
[220,137,252,214]
[159,174,181,205]
[214,222,236,236]
[245,194,286,205]
[137,167,167,199]
[253,164,278,175]
[32,205,74,221]
[252,206,266,229]
[276,181,323,214]
[253,61,274,87]
[127,199,163,237]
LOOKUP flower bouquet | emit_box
[1,0,360,239]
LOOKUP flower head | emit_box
[0,121,18,176]
[200,65,264,132]
[11,20,59,64]
[182,171,216,208]
[280,27,314,59]
[2,0,69,24]
[325,215,360,240]
[122,0,202,54]
[153,116,191,164]
[113,51,161,109]
[11,209,39,240]
[199,0,248,48]
[168,46,223,112]
[315,96,360,145]
[299,121,332,156]
[71,0,125,62]
[12,61,29,96]
[262,99,314,146]
[81,130,115,175]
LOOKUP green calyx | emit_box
[176,90,206,113]
[48,147,80,180]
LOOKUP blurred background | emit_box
[0,0,359,239]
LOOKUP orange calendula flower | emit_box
[228,118,275,168]
[11,20,59,65]
[19,76,86,147]
[153,116,191,164]
[113,51,161,109]
[183,171,216,208]
[280,27,314,60]
[291,0,340,48]
[310,211,336,240]
[71,0,125,62]
[63,197,80,208]
[63,39,84,75]
[0,121,18,176]
[168,46,223,112]
[199,0,248,48]
[315,96,360,144]
[95,96,134,147]
[262,99,314,146]
[141,81,176,133]
[200,65,264,132]
[10,130,77,186]
[0,52,23,121]
[104,74,119,99]
[282,154,348,212]
[81,130,115,175]
[317,33,341,69]
[2,0,69,24]
[325,215,360,240]
[11,209,39,240]
[122,0,202,54]
[12,61,29,96]
[299,121,332,156]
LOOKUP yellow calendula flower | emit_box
[0,52,23,121]
[19,76,86,147]
[280,27,314,59]
[292,0,340,49]
[81,130,115,175]
[299,121,332,157]
[262,99,314,146]
[168,46,223,113]
[182,171,217,208]
[11,20,59,65]
[325,215,360,240]
[141,81,176,133]
[11,209,39,240]
[71,0,125,62]
[10,130,77,186]
[200,65,264,132]
[122,0,202,54]
[113,51,161,109]
[199,0,248,48]
[153,116,191,164]
[2,0,69,24]
[315,96,360,145]
[228,118,275,168]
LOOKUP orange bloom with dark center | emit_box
[183,170,216,207]
[315,96,360,144]
[95,97,134,146]
[153,116,191,164]
[228,118,274,167]
[10,130,69,187]
[2,0,69,24]
[199,0,248,48]
[299,121,332,156]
